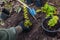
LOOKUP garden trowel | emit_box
[17,0,38,21]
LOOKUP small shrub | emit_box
[41,2,57,18]
[48,16,59,27]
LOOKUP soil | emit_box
[0,0,60,40]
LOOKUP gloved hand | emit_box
[18,21,31,32]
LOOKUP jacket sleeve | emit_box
[0,27,16,40]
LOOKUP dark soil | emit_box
[0,0,60,40]
[43,17,60,31]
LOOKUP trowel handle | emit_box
[17,0,29,8]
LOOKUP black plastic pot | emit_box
[1,8,10,20]
[42,17,60,37]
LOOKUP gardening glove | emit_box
[18,21,31,32]
[0,27,16,40]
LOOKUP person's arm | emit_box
[0,21,31,40]
[0,26,23,40]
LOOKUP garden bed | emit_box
[0,0,60,40]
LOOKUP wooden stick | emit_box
[17,0,29,8]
